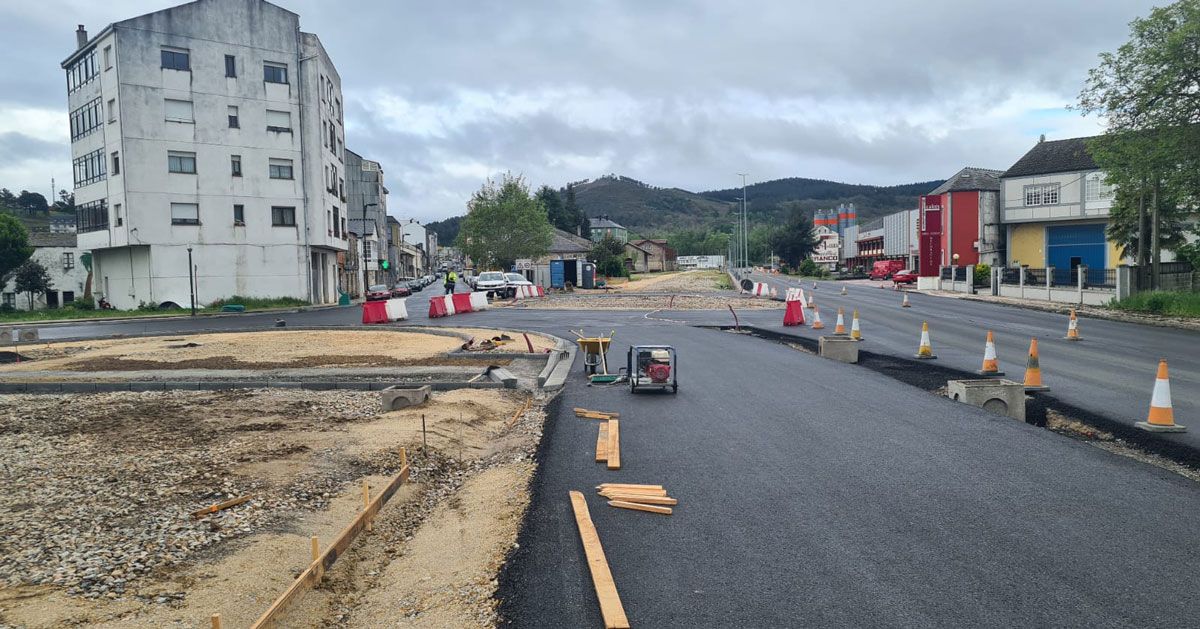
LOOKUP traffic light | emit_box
[380,259,389,270]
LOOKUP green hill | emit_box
[701,177,941,226]
[571,175,735,234]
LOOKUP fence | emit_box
[1084,267,1116,289]
[1000,268,1021,286]
[1121,262,1196,298]
[992,266,1116,306]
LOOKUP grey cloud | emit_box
[0,132,67,164]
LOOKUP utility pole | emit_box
[186,246,195,316]
[738,173,749,269]
[1151,178,1160,290]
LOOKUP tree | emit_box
[769,207,819,268]
[537,185,571,233]
[563,183,589,236]
[54,189,76,212]
[456,173,553,269]
[0,189,16,209]
[1078,0,1200,279]
[16,190,49,215]
[14,259,53,310]
[591,234,628,278]
[0,214,33,283]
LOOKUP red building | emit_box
[918,167,1003,276]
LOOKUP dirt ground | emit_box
[616,270,727,293]
[521,293,782,310]
[0,387,542,628]
[1,328,558,372]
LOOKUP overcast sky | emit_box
[0,0,1158,222]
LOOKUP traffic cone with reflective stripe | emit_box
[915,321,936,359]
[811,303,825,330]
[1136,360,1185,432]
[1065,309,1081,341]
[806,292,814,307]
[976,330,1004,376]
[1023,339,1049,391]
[901,292,911,308]
[840,285,847,295]
[850,309,863,341]
[812,281,818,290]
[834,307,847,335]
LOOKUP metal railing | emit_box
[1024,268,1046,286]
[1050,268,1076,287]
[1084,268,1116,289]
[953,266,968,282]
[940,267,952,280]
[1000,268,1021,285]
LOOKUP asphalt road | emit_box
[498,321,1200,628]
[735,271,1200,450]
[13,288,1200,626]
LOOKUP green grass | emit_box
[0,296,313,324]
[1109,291,1200,318]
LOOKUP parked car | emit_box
[891,269,918,285]
[869,259,906,280]
[504,273,533,296]
[365,284,392,301]
[473,271,508,298]
[390,282,412,298]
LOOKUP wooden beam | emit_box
[569,491,631,629]
[508,397,532,427]
[608,500,672,515]
[604,493,677,506]
[606,419,620,470]
[596,483,664,491]
[595,423,609,462]
[574,408,620,419]
[190,494,253,519]
[598,488,667,498]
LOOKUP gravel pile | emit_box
[521,294,782,310]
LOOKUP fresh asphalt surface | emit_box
[19,283,1200,626]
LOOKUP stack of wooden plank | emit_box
[578,408,622,471]
[596,483,675,515]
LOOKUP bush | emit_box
[796,258,828,278]
[973,263,991,286]
[71,295,95,310]
[208,295,309,310]
[1110,290,1200,317]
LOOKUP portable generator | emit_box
[626,345,678,394]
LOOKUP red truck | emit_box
[869,259,905,280]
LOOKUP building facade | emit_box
[345,149,389,290]
[919,167,1004,273]
[61,0,347,309]
[589,216,628,243]
[999,136,1122,271]
[1,234,88,310]
[628,239,677,272]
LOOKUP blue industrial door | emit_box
[1047,224,1106,272]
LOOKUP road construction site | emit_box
[4,278,1200,628]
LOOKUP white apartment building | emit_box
[61,0,348,309]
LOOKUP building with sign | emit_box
[811,226,841,269]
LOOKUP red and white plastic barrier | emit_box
[784,287,806,302]
[469,291,490,311]
[509,285,546,300]
[744,282,770,297]
[363,298,408,324]
[429,291,497,319]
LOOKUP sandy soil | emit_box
[0,387,539,628]
[451,328,560,352]
[521,293,782,310]
[617,270,727,293]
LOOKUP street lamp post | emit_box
[362,202,378,297]
[186,246,195,316]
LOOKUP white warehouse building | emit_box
[61,0,348,309]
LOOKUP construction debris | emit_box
[596,484,678,515]
[575,408,620,420]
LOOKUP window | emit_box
[227,105,239,128]
[339,178,345,200]
[111,151,120,175]
[69,98,102,141]
[272,205,296,226]
[233,204,245,225]
[263,63,288,84]
[76,199,108,232]
[72,148,106,188]
[164,98,194,123]
[322,121,328,147]
[66,49,98,93]
[1085,174,1113,201]
[1024,183,1060,207]
[328,124,336,152]
[170,202,199,225]
[269,158,293,180]
[104,45,112,70]
[1,293,14,308]
[333,207,340,237]
[336,98,342,124]
[63,252,75,270]
[63,291,75,305]
[224,54,236,78]
[107,98,116,123]
[266,109,291,133]
[114,203,122,227]
[161,48,190,71]
[168,151,197,174]
[230,154,242,177]
[329,164,338,192]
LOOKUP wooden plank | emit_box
[507,397,532,428]
[574,408,620,419]
[595,423,609,462]
[605,493,677,506]
[608,500,672,515]
[250,462,410,628]
[606,419,620,470]
[569,491,631,629]
[596,483,664,491]
[190,494,253,519]
[598,488,667,498]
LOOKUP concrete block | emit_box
[302,382,337,391]
[337,382,372,391]
[946,379,1026,422]
[269,381,302,389]
[24,382,63,393]
[0,383,27,393]
[129,382,167,392]
[819,336,859,364]
[485,366,518,388]
[381,384,432,411]
[59,382,99,393]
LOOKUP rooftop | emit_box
[1001,136,1100,179]
[928,167,1004,194]
[30,233,78,248]
[589,217,625,230]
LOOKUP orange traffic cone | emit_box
[901,293,911,308]
[1023,339,1049,392]
[976,330,1004,376]
[811,304,825,330]
[834,307,847,335]
[1136,360,1186,432]
[1065,309,1081,341]
[850,309,863,341]
[840,285,847,295]
[915,321,936,359]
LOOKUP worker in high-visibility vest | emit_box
[444,270,458,295]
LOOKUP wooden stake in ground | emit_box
[607,419,620,470]
[608,500,672,515]
[568,491,631,629]
[596,422,609,462]
[604,493,677,506]
[190,494,253,519]
[363,482,372,532]
[211,613,221,629]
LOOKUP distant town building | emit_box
[1,233,88,310]
[676,255,725,270]
[589,216,628,243]
[918,167,1004,276]
[49,216,77,234]
[61,0,347,309]
[628,239,677,272]
[345,149,389,292]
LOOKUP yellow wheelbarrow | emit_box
[573,330,616,381]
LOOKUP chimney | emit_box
[1038,134,1046,143]
[76,25,88,48]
